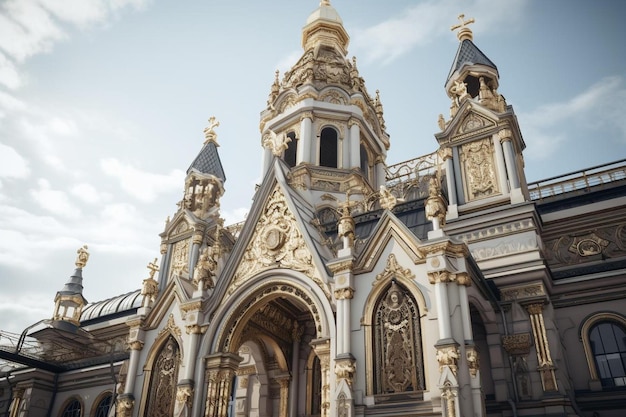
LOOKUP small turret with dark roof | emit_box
[52,245,89,326]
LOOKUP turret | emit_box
[436,15,528,219]
[52,245,89,325]
[259,0,389,204]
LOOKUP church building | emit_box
[2,1,626,416]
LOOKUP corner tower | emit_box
[436,15,528,219]
[259,0,389,203]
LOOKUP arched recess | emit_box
[319,126,338,168]
[58,397,82,417]
[138,325,184,417]
[90,391,113,417]
[362,254,428,398]
[580,311,626,386]
[233,339,273,417]
[469,300,496,400]
[199,271,335,417]
[283,131,297,168]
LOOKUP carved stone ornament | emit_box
[231,186,323,294]
[544,224,626,268]
[334,357,356,387]
[500,282,545,302]
[568,232,610,257]
[466,346,480,378]
[182,173,223,218]
[115,394,134,417]
[75,244,90,268]
[374,281,424,394]
[374,254,415,285]
[436,345,460,375]
[170,238,190,278]
[501,333,531,356]
[461,137,499,201]
[262,129,291,156]
[159,314,182,338]
[192,246,216,290]
[173,384,193,417]
[379,185,398,210]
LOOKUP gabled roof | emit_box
[187,141,226,182]
[446,39,498,85]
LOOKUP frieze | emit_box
[500,282,545,302]
[454,219,535,244]
[544,224,626,268]
[470,236,539,261]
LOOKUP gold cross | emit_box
[147,258,159,279]
[451,14,475,32]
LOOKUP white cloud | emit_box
[352,0,528,65]
[0,51,22,90]
[0,143,30,178]
[71,182,111,205]
[519,76,626,160]
[30,178,81,217]
[100,157,184,203]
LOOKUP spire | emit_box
[187,116,226,182]
[52,245,89,325]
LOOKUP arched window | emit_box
[319,127,338,168]
[144,335,181,417]
[60,399,81,417]
[360,143,370,180]
[284,132,297,168]
[373,281,424,395]
[93,393,112,417]
[589,321,626,387]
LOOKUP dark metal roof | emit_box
[446,39,498,84]
[80,290,142,322]
[187,141,226,182]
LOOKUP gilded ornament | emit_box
[75,245,90,268]
[436,345,460,375]
[203,116,220,145]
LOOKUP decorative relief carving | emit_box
[262,129,291,157]
[461,137,499,201]
[470,237,539,261]
[173,384,193,417]
[501,333,531,356]
[171,238,190,278]
[436,345,460,375]
[334,357,356,387]
[545,224,626,268]
[374,254,415,285]
[319,89,348,104]
[182,172,223,218]
[500,282,545,302]
[466,346,479,378]
[231,187,323,295]
[455,219,535,243]
[459,112,492,134]
[374,281,424,394]
[145,336,180,417]
[159,314,182,338]
[334,288,354,300]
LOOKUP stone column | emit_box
[300,112,313,165]
[526,303,558,392]
[204,353,242,417]
[117,327,143,417]
[276,375,291,417]
[429,271,452,339]
[189,229,205,278]
[499,128,525,203]
[348,119,360,169]
[441,147,458,219]
[311,339,331,417]
[8,387,24,417]
[289,323,302,417]
[492,133,508,196]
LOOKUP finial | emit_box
[75,245,89,268]
[203,116,220,145]
[320,0,331,6]
[451,14,475,41]
[147,258,159,279]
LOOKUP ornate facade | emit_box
[2,2,626,417]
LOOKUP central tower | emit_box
[259,0,389,203]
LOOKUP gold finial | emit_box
[147,258,159,279]
[451,14,475,41]
[203,116,220,145]
[75,245,89,268]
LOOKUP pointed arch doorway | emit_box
[205,281,331,417]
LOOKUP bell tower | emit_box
[436,15,528,219]
[259,0,389,203]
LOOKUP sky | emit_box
[0,0,625,335]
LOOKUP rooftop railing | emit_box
[527,159,626,201]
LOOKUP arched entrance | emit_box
[203,279,333,417]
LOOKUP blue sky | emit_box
[1,0,625,334]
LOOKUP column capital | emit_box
[439,146,453,160]
[525,302,545,315]
[300,111,314,121]
[334,288,354,300]
[498,128,513,142]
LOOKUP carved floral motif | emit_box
[461,137,499,201]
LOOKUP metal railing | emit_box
[527,159,626,201]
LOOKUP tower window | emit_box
[60,399,81,417]
[320,127,338,168]
[360,143,370,180]
[284,132,297,168]
[589,321,626,387]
